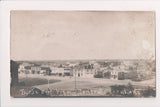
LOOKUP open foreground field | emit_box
[33,75,155,90]
[11,74,155,97]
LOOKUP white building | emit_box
[50,67,71,76]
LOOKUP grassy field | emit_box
[19,77,61,86]
[34,76,155,90]
[11,74,155,97]
[11,76,61,97]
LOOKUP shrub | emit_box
[94,74,103,78]
[110,83,134,97]
[104,71,111,79]
[141,87,156,97]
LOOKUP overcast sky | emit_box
[11,11,155,60]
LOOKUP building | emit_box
[18,63,52,75]
[110,70,118,80]
[71,64,96,78]
[51,67,71,76]
[31,66,41,74]
[24,66,32,74]
[41,67,51,75]
[18,64,26,72]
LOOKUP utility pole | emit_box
[47,75,50,93]
[75,70,77,90]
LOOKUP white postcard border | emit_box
[0,1,160,107]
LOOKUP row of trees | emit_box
[110,83,156,97]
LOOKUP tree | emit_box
[118,72,125,80]
[104,71,111,79]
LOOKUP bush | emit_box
[141,87,156,97]
[94,74,103,78]
[110,83,134,97]
[104,71,111,79]
[118,72,125,80]
[27,88,49,97]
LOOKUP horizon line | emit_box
[10,58,155,62]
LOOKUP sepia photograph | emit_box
[10,11,155,98]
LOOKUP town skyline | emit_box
[11,59,156,97]
[11,58,155,65]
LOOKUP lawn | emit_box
[19,77,61,86]
[10,77,61,97]
[11,75,155,97]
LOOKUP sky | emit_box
[10,11,155,60]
